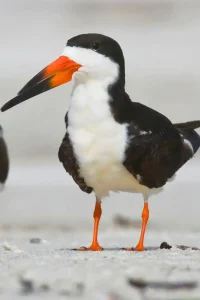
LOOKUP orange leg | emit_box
[126,201,149,251]
[76,199,103,251]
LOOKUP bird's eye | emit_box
[92,42,100,51]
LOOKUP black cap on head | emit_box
[67,33,125,87]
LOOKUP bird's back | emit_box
[120,100,200,190]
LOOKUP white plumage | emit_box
[66,47,149,198]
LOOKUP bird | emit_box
[0,125,9,189]
[1,33,200,251]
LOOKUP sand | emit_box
[0,160,200,299]
[0,229,200,300]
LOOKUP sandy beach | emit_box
[0,161,200,299]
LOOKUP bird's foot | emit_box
[134,245,145,251]
[75,243,103,251]
[125,244,145,252]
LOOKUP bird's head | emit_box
[1,33,125,112]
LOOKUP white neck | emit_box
[69,76,115,127]
[67,75,126,164]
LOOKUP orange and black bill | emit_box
[1,56,81,112]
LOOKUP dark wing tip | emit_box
[174,120,200,130]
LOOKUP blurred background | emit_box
[0,0,200,231]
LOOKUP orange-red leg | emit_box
[126,201,149,251]
[76,199,103,251]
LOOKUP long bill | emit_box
[1,56,81,112]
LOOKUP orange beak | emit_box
[1,56,81,112]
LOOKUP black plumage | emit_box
[0,126,9,185]
[58,114,93,194]
[58,106,200,193]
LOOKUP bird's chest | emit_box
[67,82,132,195]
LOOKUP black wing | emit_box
[0,136,9,184]
[58,113,93,194]
[122,102,197,189]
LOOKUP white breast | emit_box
[68,78,149,198]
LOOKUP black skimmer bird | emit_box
[0,125,9,189]
[1,33,200,251]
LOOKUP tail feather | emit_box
[174,120,200,130]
